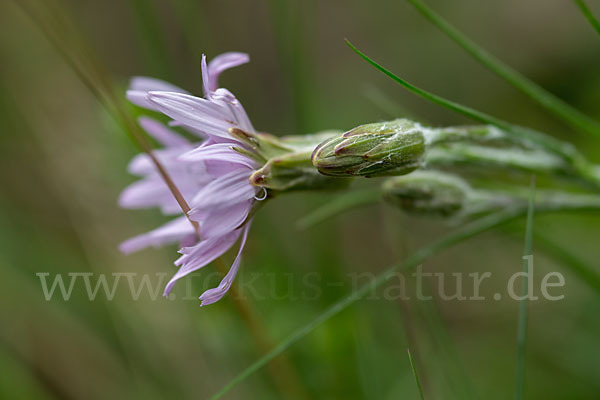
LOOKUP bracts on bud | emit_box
[311,119,426,177]
[249,151,350,192]
[228,127,351,192]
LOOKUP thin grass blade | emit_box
[408,348,425,400]
[514,176,536,400]
[406,0,600,138]
[574,0,600,38]
[15,0,200,233]
[344,40,579,163]
[209,207,532,399]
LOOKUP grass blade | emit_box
[574,0,600,38]
[406,0,600,138]
[209,207,532,399]
[413,291,476,399]
[515,176,536,400]
[407,348,425,400]
[344,40,579,163]
[15,0,198,230]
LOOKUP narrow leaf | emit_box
[407,348,425,400]
[574,0,600,39]
[209,207,532,399]
[406,0,600,138]
[344,40,579,163]
[514,176,536,400]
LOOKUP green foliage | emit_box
[3,1,600,399]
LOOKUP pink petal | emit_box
[201,54,211,98]
[179,143,256,169]
[119,177,183,214]
[120,166,210,215]
[119,216,194,254]
[138,117,190,148]
[190,200,252,238]
[199,223,251,306]
[207,52,250,93]
[190,168,255,209]
[213,88,255,133]
[130,77,189,93]
[127,147,199,176]
[164,229,242,296]
[147,92,235,139]
[127,78,188,111]
[127,90,157,110]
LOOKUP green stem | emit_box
[471,189,600,219]
[514,177,536,400]
[429,125,600,187]
[426,144,569,177]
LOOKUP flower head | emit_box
[121,52,264,305]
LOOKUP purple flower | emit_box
[120,52,264,306]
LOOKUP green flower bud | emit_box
[382,171,470,216]
[311,119,426,177]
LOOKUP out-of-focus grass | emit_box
[1,0,600,399]
[574,0,600,38]
[407,0,600,139]
[514,177,536,400]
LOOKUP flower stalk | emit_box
[382,171,600,219]
[311,119,600,188]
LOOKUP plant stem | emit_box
[408,348,425,400]
[514,176,536,400]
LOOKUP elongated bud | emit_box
[311,119,425,177]
[382,171,470,216]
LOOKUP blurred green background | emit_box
[1,0,599,399]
